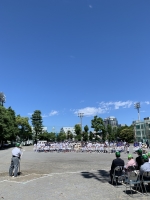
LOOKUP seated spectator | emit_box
[140,154,150,180]
[110,152,125,183]
[147,152,150,163]
[136,149,144,170]
[124,154,137,172]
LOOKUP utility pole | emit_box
[134,102,140,121]
[78,113,84,141]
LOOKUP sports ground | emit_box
[0,146,149,200]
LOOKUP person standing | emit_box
[9,143,21,177]
[146,140,149,149]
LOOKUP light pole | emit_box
[52,127,55,133]
[78,113,84,142]
[134,102,140,121]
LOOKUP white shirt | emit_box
[12,147,21,157]
[140,162,150,175]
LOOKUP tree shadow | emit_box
[81,169,110,183]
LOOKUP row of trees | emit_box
[0,102,134,145]
[71,116,134,142]
[0,106,32,145]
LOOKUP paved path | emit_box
[0,146,149,200]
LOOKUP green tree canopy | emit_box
[89,131,93,141]
[83,132,88,141]
[31,110,43,143]
[66,130,73,140]
[0,106,18,143]
[74,124,81,135]
[57,132,66,142]
[91,116,105,133]
[119,126,134,142]
[38,132,56,141]
[84,125,89,133]
[16,115,32,142]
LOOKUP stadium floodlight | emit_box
[78,113,84,141]
[0,92,6,106]
[134,102,140,121]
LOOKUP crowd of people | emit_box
[33,141,131,153]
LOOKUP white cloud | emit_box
[42,114,49,118]
[99,101,133,110]
[74,106,109,117]
[49,110,59,116]
[27,113,33,116]
[73,100,134,117]
[144,101,150,105]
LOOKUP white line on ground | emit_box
[0,169,110,185]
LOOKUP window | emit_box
[136,137,141,142]
[141,124,144,129]
[136,131,141,136]
[142,131,145,137]
[136,125,140,129]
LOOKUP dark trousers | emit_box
[9,157,20,177]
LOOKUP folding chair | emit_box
[125,170,143,196]
[141,171,150,195]
[127,165,137,172]
[112,166,125,186]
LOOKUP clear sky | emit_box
[0,0,150,132]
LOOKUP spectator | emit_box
[147,152,150,163]
[136,149,144,170]
[140,154,150,181]
[124,154,137,172]
[110,152,125,183]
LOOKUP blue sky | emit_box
[0,0,150,132]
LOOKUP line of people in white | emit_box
[33,142,72,152]
[33,141,130,153]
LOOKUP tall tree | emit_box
[89,131,93,141]
[0,105,9,144]
[84,125,89,133]
[7,107,19,142]
[38,131,56,141]
[119,126,134,142]
[31,110,43,143]
[57,132,66,142]
[16,115,32,142]
[48,132,56,142]
[0,106,18,144]
[83,125,89,141]
[66,130,73,140]
[91,116,105,140]
[74,124,81,135]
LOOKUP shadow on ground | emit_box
[81,170,150,197]
[81,170,110,183]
